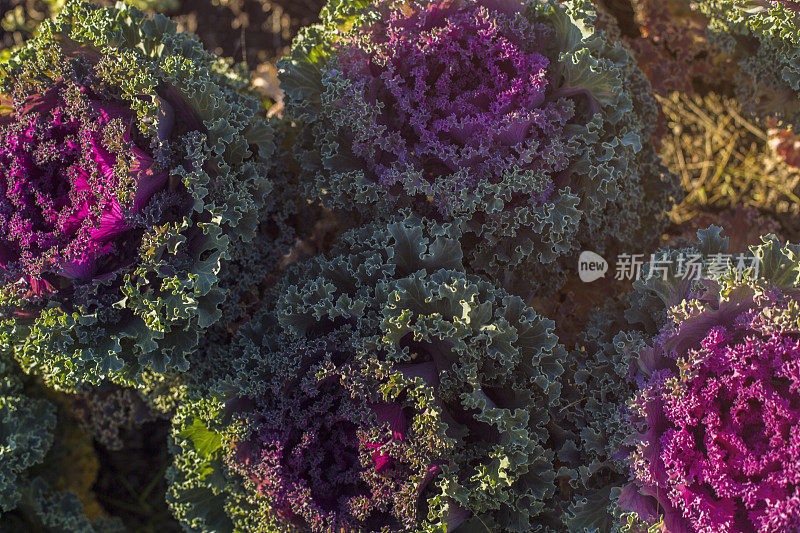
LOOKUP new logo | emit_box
[578,251,608,282]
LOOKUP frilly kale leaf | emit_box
[0,373,56,514]
[558,301,647,533]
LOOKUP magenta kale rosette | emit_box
[168,330,443,533]
[227,350,437,532]
[617,235,800,532]
[167,214,565,532]
[631,323,800,532]
[0,87,168,292]
[335,1,570,211]
[280,0,679,292]
[0,2,273,391]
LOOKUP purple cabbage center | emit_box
[338,2,575,211]
[642,326,800,533]
[232,375,411,531]
[0,89,167,290]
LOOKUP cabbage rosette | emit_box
[167,213,567,532]
[558,227,800,531]
[0,1,274,390]
[694,0,800,126]
[611,232,800,532]
[279,0,679,291]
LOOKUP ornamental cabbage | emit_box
[0,1,274,391]
[628,300,800,532]
[693,0,800,126]
[280,0,679,292]
[231,332,443,532]
[0,353,124,532]
[608,231,800,532]
[167,213,567,532]
[557,226,780,531]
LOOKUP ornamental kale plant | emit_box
[168,213,567,532]
[279,0,679,291]
[170,331,446,533]
[0,352,124,532]
[627,297,800,532]
[596,232,800,533]
[694,0,800,125]
[227,351,434,533]
[557,227,781,532]
[0,1,274,391]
